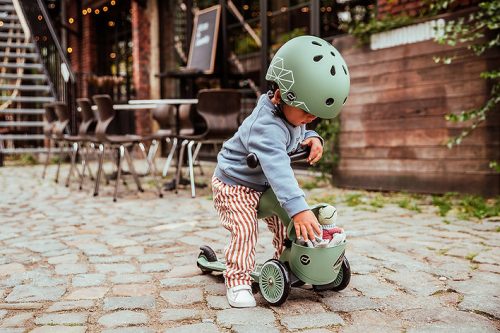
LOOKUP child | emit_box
[212,35,350,308]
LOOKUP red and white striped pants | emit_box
[212,177,286,288]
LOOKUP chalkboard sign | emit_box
[187,5,221,74]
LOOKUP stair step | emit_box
[0,32,25,38]
[0,23,22,30]
[0,121,44,127]
[1,62,43,69]
[1,108,45,114]
[0,84,50,91]
[0,96,55,103]
[0,51,38,59]
[0,147,51,154]
[0,5,14,11]
[0,134,45,140]
[0,42,34,49]
[0,0,13,4]
[0,73,47,80]
[3,15,18,20]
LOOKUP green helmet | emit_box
[266,35,350,119]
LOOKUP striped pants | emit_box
[212,177,286,288]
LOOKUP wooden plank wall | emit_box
[331,34,500,196]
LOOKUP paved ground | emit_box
[0,161,499,333]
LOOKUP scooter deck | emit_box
[197,257,262,281]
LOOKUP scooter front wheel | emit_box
[197,245,218,274]
[259,259,291,306]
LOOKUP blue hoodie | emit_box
[214,93,323,218]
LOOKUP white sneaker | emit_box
[226,285,256,308]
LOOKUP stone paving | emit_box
[0,162,499,332]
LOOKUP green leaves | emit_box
[433,1,499,164]
[312,117,341,181]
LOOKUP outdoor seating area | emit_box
[40,89,242,201]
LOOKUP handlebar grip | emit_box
[246,153,259,169]
[246,147,311,169]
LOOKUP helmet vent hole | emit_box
[330,65,336,76]
[330,51,335,57]
[343,97,347,105]
[312,41,321,46]
[343,65,347,75]
[326,98,334,106]
[313,55,323,62]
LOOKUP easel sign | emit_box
[187,5,221,74]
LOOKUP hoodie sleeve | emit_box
[304,130,324,146]
[246,116,309,218]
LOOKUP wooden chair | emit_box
[41,103,58,179]
[175,89,241,197]
[141,104,178,177]
[92,94,163,202]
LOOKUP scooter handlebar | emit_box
[246,147,311,169]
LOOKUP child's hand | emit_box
[292,210,322,242]
[301,137,323,165]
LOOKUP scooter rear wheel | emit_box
[259,259,291,306]
[313,257,351,292]
[197,245,218,274]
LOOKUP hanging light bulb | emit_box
[67,47,73,53]
[68,17,74,24]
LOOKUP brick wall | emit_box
[131,1,152,135]
[67,2,95,99]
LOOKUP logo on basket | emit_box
[300,255,310,265]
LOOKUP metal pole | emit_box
[259,0,268,94]
[310,0,320,36]
[220,0,228,88]
[185,0,193,54]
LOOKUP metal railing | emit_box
[16,0,77,133]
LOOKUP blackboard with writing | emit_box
[187,5,221,74]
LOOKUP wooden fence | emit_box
[331,31,499,196]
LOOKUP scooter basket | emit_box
[289,240,346,285]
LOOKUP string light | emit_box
[67,47,73,53]
[37,15,43,21]
[108,21,115,27]
[94,9,100,14]
[82,9,87,15]
[110,52,116,59]
[111,1,116,5]
[0,21,3,27]
[103,6,108,12]
[68,17,74,24]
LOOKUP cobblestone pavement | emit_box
[0,162,499,333]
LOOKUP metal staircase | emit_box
[0,0,55,162]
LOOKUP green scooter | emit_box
[197,149,350,306]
